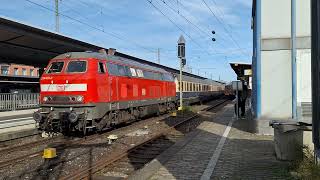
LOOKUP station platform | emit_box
[130,103,289,180]
[0,108,38,141]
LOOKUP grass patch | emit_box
[175,106,198,117]
[180,106,192,112]
[289,146,320,179]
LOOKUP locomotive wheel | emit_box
[82,119,87,136]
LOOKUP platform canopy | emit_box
[0,17,103,67]
[0,16,209,80]
[229,62,252,79]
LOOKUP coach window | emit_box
[130,68,137,77]
[183,81,186,92]
[98,62,105,73]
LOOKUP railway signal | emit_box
[178,35,186,110]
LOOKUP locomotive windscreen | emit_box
[66,61,87,73]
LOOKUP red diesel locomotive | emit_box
[33,50,176,134]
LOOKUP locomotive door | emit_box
[109,76,119,102]
[162,81,167,99]
[97,61,109,101]
[118,66,132,101]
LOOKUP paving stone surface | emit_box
[211,116,289,180]
[149,103,290,180]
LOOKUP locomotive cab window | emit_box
[98,62,105,73]
[106,62,118,75]
[155,72,162,80]
[144,70,153,79]
[66,61,87,73]
[46,62,64,74]
[163,74,174,81]
[118,65,128,76]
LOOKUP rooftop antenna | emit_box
[157,48,160,64]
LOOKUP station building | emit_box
[251,0,311,134]
[0,63,40,93]
[0,63,39,77]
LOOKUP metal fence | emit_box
[0,93,39,111]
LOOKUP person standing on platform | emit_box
[240,82,248,117]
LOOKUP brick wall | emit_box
[0,63,39,77]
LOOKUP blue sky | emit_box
[0,0,252,82]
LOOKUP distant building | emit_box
[0,63,39,77]
[0,63,40,93]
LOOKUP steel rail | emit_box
[0,113,172,169]
[60,99,229,180]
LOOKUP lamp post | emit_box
[178,35,186,110]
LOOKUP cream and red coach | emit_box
[34,50,176,134]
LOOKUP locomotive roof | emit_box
[52,52,169,74]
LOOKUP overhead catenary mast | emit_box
[55,0,60,32]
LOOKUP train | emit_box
[33,49,225,135]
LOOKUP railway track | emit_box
[60,99,230,180]
[0,109,173,170]
[0,98,229,179]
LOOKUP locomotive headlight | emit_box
[43,96,48,102]
[43,96,52,102]
[76,95,84,102]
